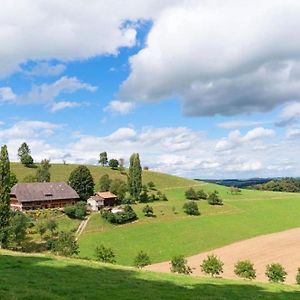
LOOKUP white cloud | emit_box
[121,0,300,116]
[50,101,81,112]
[0,87,16,101]
[0,0,179,78]
[25,62,66,77]
[104,100,135,115]
[217,120,266,129]
[276,102,300,127]
[286,128,300,138]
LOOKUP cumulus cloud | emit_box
[121,0,300,116]
[0,87,16,101]
[25,62,66,77]
[104,100,135,115]
[216,127,275,151]
[0,0,179,78]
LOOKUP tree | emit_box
[9,172,18,189]
[109,179,127,201]
[201,254,224,277]
[119,158,126,174]
[134,251,151,268]
[207,191,223,205]
[147,181,156,190]
[296,268,300,285]
[68,165,95,200]
[229,186,241,195]
[142,205,154,217]
[18,142,34,167]
[265,263,287,283]
[95,244,116,263]
[9,211,29,247]
[52,231,79,256]
[99,174,111,192]
[108,159,119,170]
[36,218,57,239]
[0,145,11,248]
[64,202,87,219]
[99,152,108,167]
[36,159,51,182]
[234,260,256,280]
[183,201,200,216]
[170,255,192,275]
[128,153,142,200]
[139,189,149,203]
[185,188,198,200]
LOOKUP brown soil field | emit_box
[146,227,300,284]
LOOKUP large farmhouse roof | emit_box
[10,182,79,202]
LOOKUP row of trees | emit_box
[170,254,297,284]
[185,188,223,205]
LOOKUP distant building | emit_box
[10,182,80,211]
[87,191,117,211]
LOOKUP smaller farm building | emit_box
[87,191,117,211]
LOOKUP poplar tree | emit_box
[128,153,142,200]
[0,145,11,248]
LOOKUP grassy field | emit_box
[0,250,299,300]
[79,184,300,265]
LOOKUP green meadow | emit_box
[0,250,299,300]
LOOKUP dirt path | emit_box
[75,216,90,240]
[146,227,300,284]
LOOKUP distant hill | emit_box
[196,178,273,188]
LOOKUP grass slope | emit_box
[0,250,299,300]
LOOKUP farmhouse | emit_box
[87,191,117,211]
[10,182,80,211]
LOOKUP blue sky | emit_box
[1,1,300,179]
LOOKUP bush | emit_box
[52,231,79,256]
[170,255,192,275]
[296,268,300,285]
[64,202,87,219]
[183,201,200,216]
[197,189,207,200]
[102,205,137,224]
[265,263,287,283]
[139,190,149,203]
[147,181,156,190]
[207,191,223,205]
[133,251,151,268]
[185,188,198,200]
[142,205,154,217]
[201,254,224,277]
[95,244,116,263]
[234,260,256,280]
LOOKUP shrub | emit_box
[265,263,287,283]
[234,260,256,280]
[183,201,200,216]
[64,202,87,219]
[201,254,224,277]
[134,251,151,268]
[170,255,192,275]
[142,205,154,217]
[147,181,156,190]
[52,231,79,256]
[139,190,149,203]
[296,268,300,285]
[102,205,137,224]
[207,191,223,205]
[95,244,116,263]
[185,188,198,200]
[197,189,207,200]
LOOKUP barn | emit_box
[10,182,80,211]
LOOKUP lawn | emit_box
[79,183,300,265]
[0,250,299,300]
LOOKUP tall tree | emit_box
[128,153,142,200]
[99,152,108,167]
[36,159,51,182]
[68,165,95,200]
[17,142,34,167]
[0,145,11,248]
[99,174,111,192]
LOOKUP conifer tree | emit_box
[0,145,11,248]
[128,153,142,200]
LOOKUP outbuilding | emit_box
[87,191,117,211]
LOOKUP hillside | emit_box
[0,250,299,300]
[10,162,196,190]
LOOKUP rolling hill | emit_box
[0,250,299,300]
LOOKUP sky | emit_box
[1,0,300,179]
